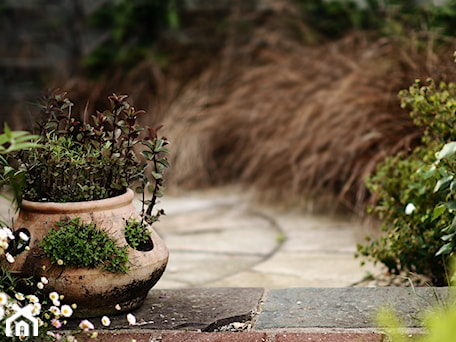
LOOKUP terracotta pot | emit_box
[9,189,169,318]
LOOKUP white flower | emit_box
[37,282,44,290]
[0,241,8,250]
[57,259,64,266]
[5,253,14,263]
[18,232,29,242]
[405,203,416,215]
[61,304,73,318]
[49,306,60,316]
[15,292,25,301]
[32,303,41,316]
[0,229,7,241]
[4,228,14,240]
[41,276,49,285]
[115,304,121,311]
[0,292,8,306]
[126,313,136,325]
[52,299,61,307]
[101,316,111,327]
[26,295,39,303]
[79,319,94,331]
[49,292,59,302]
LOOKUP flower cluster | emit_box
[0,276,76,340]
[0,226,26,264]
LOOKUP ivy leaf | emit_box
[432,204,446,221]
[436,242,453,256]
[436,141,456,160]
[434,175,453,193]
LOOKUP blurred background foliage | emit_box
[2,0,456,215]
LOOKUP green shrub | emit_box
[357,79,456,285]
[40,217,129,274]
[124,218,152,251]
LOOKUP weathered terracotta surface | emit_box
[10,189,169,317]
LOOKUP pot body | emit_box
[9,189,168,318]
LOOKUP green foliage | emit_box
[84,0,181,74]
[40,217,129,274]
[357,79,456,285]
[429,141,456,259]
[294,0,456,41]
[295,0,382,39]
[0,124,40,220]
[9,91,169,213]
[124,218,152,250]
[377,292,456,342]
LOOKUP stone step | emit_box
[63,287,445,341]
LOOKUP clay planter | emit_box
[9,189,169,318]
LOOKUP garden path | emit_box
[148,187,382,289]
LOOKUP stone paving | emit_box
[70,286,448,341]
[151,187,381,289]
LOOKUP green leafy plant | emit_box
[427,141,456,260]
[40,217,129,274]
[8,91,169,220]
[124,218,152,251]
[377,271,456,342]
[357,78,456,285]
[84,0,180,74]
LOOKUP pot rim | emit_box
[19,188,134,214]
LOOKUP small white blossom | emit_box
[18,232,29,241]
[41,276,49,285]
[101,316,111,327]
[4,228,14,240]
[79,319,94,331]
[115,304,121,311]
[26,295,39,303]
[49,306,60,316]
[5,253,14,263]
[127,313,136,325]
[405,203,416,215]
[0,292,8,305]
[32,303,41,316]
[49,292,59,302]
[37,282,44,290]
[15,292,25,301]
[61,304,73,318]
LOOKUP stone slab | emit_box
[255,287,449,329]
[67,287,264,332]
[156,252,264,288]
[252,253,379,287]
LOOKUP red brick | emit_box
[274,332,385,342]
[72,331,269,342]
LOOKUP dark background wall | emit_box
[0,0,109,128]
